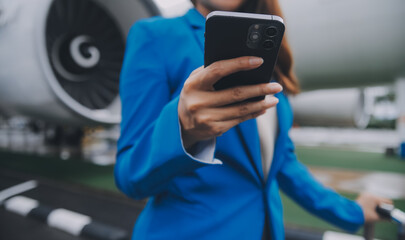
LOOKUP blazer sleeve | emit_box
[115,21,221,200]
[276,135,365,232]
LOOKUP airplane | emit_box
[0,0,404,155]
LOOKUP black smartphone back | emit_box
[204,11,285,96]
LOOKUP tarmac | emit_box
[0,169,144,240]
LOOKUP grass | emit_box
[295,145,405,174]
[0,150,118,192]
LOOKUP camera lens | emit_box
[249,32,261,42]
[265,27,277,37]
[263,40,275,50]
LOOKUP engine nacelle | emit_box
[280,0,405,90]
[290,88,371,128]
[0,0,158,126]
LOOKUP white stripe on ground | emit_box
[47,208,92,236]
[0,180,38,204]
[323,231,378,240]
[4,196,39,216]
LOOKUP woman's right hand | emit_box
[178,56,283,149]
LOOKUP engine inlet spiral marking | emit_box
[69,36,100,69]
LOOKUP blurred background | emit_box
[0,0,404,239]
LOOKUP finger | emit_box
[214,109,267,134]
[379,198,393,205]
[198,56,264,89]
[190,66,204,77]
[202,97,278,121]
[208,82,283,107]
[228,109,267,127]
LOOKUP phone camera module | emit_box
[265,27,277,37]
[249,32,261,42]
[263,40,275,50]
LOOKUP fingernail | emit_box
[268,83,283,92]
[249,57,264,66]
[265,97,279,105]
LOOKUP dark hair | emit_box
[192,0,300,94]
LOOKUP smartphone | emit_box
[204,11,285,101]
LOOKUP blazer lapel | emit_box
[183,8,205,51]
[236,119,264,183]
[238,92,289,184]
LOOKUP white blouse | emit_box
[256,96,278,181]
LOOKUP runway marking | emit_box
[47,208,92,236]
[0,180,38,204]
[4,196,39,216]
[3,195,129,240]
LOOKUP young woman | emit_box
[115,0,391,239]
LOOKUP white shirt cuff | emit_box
[178,120,222,165]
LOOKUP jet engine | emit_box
[0,0,158,126]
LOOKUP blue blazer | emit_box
[115,8,364,240]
